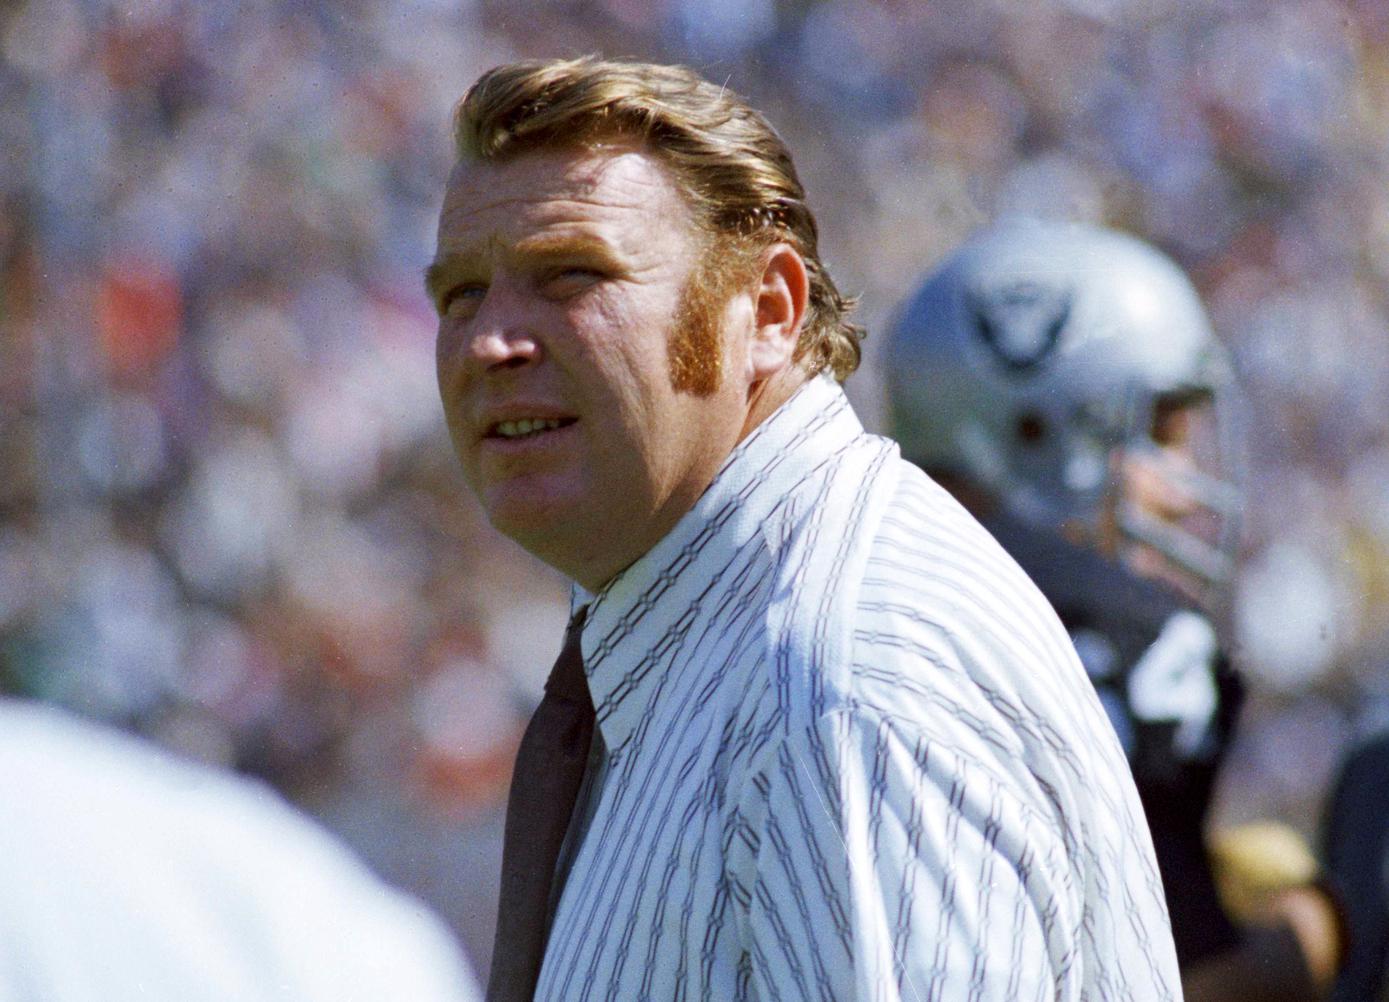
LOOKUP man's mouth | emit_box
[488,417,578,440]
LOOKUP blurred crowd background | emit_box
[2,0,1386,978]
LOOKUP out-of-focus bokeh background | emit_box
[3,0,1386,978]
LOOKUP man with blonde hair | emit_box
[428,55,1180,1001]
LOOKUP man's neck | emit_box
[738,366,813,444]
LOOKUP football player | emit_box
[885,220,1343,1001]
[1322,729,1389,1001]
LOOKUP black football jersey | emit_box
[982,511,1245,965]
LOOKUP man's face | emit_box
[1099,394,1237,602]
[429,140,756,589]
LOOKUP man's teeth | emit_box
[496,418,565,439]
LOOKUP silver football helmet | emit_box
[886,219,1242,599]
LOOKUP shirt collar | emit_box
[571,374,866,752]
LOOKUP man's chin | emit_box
[483,485,587,549]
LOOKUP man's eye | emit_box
[545,267,603,295]
[441,284,486,319]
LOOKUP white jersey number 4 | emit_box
[1127,610,1220,760]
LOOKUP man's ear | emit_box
[747,243,809,382]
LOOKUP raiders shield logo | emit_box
[968,280,1071,371]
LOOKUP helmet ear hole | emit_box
[1015,411,1047,445]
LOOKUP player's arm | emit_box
[727,707,1069,1001]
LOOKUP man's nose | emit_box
[439,288,542,379]
[470,326,541,374]
[1121,449,1199,522]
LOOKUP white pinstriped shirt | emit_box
[539,376,1180,1001]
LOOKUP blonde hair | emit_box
[452,56,863,382]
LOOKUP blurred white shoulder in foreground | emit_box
[0,697,482,1002]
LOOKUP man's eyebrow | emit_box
[515,232,612,254]
[423,261,442,303]
[424,234,621,305]
[423,246,485,307]
[422,259,453,306]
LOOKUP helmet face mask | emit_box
[887,220,1243,609]
[1103,390,1243,605]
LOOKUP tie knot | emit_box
[544,607,589,705]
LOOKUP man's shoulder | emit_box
[843,467,1118,771]
[0,699,369,886]
[0,699,480,1000]
[859,463,1071,646]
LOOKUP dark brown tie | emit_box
[487,608,594,1002]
